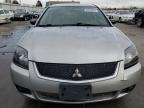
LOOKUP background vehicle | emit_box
[0,9,11,24]
[112,10,134,23]
[134,9,144,27]
[29,10,41,19]
[8,10,14,20]
[104,10,117,23]
[13,9,33,21]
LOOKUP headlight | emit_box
[124,45,139,69]
[13,46,28,69]
[20,15,24,18]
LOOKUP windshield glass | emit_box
[119,11,130,14]
[15,9,26,14]
[4,10,9,14]
[37,6,110,27]
[0,10,4,14]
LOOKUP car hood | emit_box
[19,26,132,63]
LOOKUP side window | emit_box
[0,10,4,15]
[116,12,120,14]
[4,10,9,14]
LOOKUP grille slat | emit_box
[36,62,117,81]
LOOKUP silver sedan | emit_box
[10,4,141,104]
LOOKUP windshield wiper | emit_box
[72,22,99,26]
[38,24,73,27]
[55,23,99,26]
[38,23,103,27]
[67,23,109,27]
[38,24,53,27]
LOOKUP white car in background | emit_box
[112,10,134,23]
[0,9,12,24]
[104,10,117,23]
[8,10,14,19]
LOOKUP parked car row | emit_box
[0,9,14,24]
[0,9,41,24]
[104,9,144,27]
[12,9,41,21]
[105,10,134,23]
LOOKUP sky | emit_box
[1,0,144,8]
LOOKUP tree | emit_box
[12,0,19,4]
[36,0,42,7]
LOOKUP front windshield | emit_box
[15,9,26,14]
[119,11,130,14]
[4,10,9,14]
[37,6,110,26]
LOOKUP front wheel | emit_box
[136,17,143,27]
[24,17,29,21]
[119,17,122,23]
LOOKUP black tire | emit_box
[119,17,122,23]
[136,17,143,27]
[24,17,29,21]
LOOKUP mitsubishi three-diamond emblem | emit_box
[72,68,82,78]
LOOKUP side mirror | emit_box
[30,19,37,25]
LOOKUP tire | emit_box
[24,17,29,21]
[119,17,122,23]
[136,17,143,27]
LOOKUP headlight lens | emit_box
[20,15,24,18]
[124,45,139,69]
[13,46,28,69]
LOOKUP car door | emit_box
[4,10,10,19]
[113,12,119,21]
[0,10,6,20]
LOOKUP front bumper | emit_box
[121,18,134,22]
[10,61,141,104]
[13,16,24,20]
[0,19,11,24]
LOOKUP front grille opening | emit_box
[37,91,117,101]
[15,84,31,94]
[38,91,59,100]
[36,62,118,81]
[92,91,116,98]
[121,85,136,93]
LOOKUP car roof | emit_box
[117,10,129,12]
[50,3,97,7]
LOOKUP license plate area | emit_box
[59,84,91,101]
